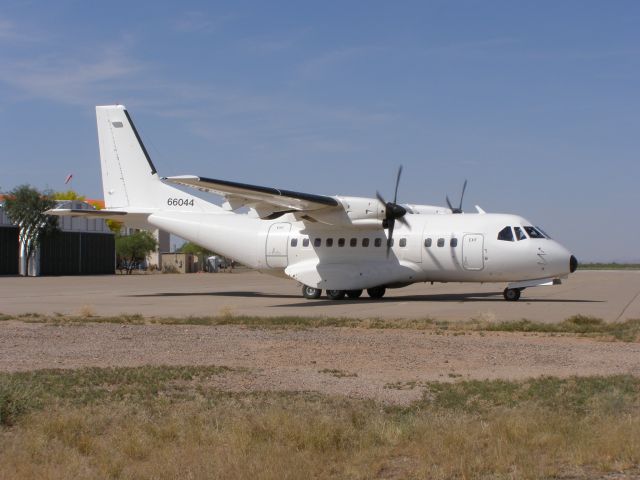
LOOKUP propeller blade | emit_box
[398,216,410,229]
[458,179,468,211]
[393,165,403,204]
[376,191,387,207]
[386,218,395,257]
[446,195,454,211]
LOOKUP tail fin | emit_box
[96,105,217,212]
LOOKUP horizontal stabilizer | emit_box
[46,208,127,217]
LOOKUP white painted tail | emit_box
[96,105,220,213]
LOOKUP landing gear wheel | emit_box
[302,285,322,299]
[326,289,346,300]
[346,289,363,299]
[367,287,386,299]
[503,288,521,301]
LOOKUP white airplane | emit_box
[49,105,578,301]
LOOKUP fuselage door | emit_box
[266,222,291,268]
[462,234,484,270]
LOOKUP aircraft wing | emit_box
[164,175,339,218]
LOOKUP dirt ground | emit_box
[2,320,639,405]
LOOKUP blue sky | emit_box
[1,1,638,261]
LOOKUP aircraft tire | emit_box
[346,289,363,299]
[503,287,521,301]
[367,287,386,299]
[326,289,346,300]
[302,285,322,299]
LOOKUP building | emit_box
[0,197,115,276]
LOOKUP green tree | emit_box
[3,185,58,276]
[52,190,85,201]
[178,241,214,256]
[115,231,157,274]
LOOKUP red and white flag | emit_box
[64,173,73,184]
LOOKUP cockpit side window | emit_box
[498,226,514,241]
[514,226,527,241]
[536,226,551,239]
[524,226,545,239]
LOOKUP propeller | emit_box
[376,165,409,257]
[446,179,468,214]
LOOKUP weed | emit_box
[318,368,358,378]
[3,313,640,341]
[1,368,639,479]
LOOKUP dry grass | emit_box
[1,367,640,479]
[2,311,640,341]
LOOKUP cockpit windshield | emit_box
[524,226,545,239]
[514,226,527,241]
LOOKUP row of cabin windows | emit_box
[290,237,408,248]
[290,236,458,249]
[424,237,458,248]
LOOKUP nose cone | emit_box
[570,255,578,273]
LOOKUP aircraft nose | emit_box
[570,255,578,273]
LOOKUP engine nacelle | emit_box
[297,196,385,227]
[404,204,451,215]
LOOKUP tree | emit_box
[115,231,157,274]
[52,190,85,201]
[178,241,214,257]
[3,185,58,276]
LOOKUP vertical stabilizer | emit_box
[96,105,218,212]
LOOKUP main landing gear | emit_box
[301,286,385,300]
[503,287,523,301]
[302,285,322,299]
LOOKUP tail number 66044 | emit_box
[167,198,194,207]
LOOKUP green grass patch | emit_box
[0,365,232,425]
[578,262,640,270]
[478,315,640,341]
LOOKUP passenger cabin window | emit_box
[524,226,545,239]
[362,238,370,247]
[290,238,298,247]
[350,238,357,247]
[387,238,394,247]
[326,238,334,247]
[437,238,445,247]
[424,238,432,248]
[450,238,458,248]
[302,238,310,247]
[498,226,514,242]
[314,238,321,247]
[374,238,382,247]
[399,238,407,247]
[338,238,345,247]
[514,227,527,241]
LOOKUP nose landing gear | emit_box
[503,287,523,301]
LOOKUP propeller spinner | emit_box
[376,166,409,257]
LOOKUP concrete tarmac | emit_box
[1,270,639,322]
